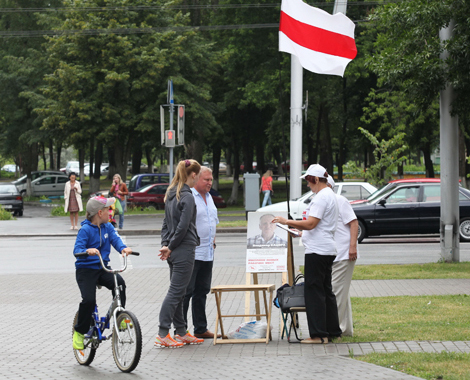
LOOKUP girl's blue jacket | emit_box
[73,219,127,270]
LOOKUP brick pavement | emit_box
[2,266,469,379]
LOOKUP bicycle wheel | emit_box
[72,311,97,366]
[112,310,142,373]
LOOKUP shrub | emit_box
[0,206,14,220]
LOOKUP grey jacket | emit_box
[161,184,200,251]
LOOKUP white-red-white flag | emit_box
[279,0,357,77]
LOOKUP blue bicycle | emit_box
[73,252,142,373]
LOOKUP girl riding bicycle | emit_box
[72,196,132,350]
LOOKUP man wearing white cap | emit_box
[272,164,341,344]
[327,176,358,336]
[72,196,132,350]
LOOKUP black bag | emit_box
[277,274,305,311]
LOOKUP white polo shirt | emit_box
[333,194,359,262]
[301,187,338,255]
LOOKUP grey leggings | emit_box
[158,244,195,337]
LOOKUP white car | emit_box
[1,164,18,173]
[83,163,108,176]
[256,182,377,220]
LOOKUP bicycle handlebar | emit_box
[74,251,140,273]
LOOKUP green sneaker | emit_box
[73,330,84,350]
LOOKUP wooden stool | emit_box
[210,284,275,345]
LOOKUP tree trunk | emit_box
[422,143,435,178]
[145,147,154,173]
[313,103,323,167]
[132,148,142,175]
[459,126,466,186]
[319,106,333,174]
[56,142,62,170]
[212,145,221,191]
[256,143,265,175]
[78,148,85,183]
[89,141,103,194]
[225,148,232,177]
[41,142,46,171]
[228,142,241,206]
[49,139,54,170]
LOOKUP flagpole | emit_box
[289,0,348,201]
[290,55,303,201]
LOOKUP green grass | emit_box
[217,220,247,228]
[299,262,470,280]
[344,295,470,343]
[353,262,470,280]
[358,352,470,380]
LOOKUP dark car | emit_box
[353,182,470,243]
[127,183,169,209]
[209,188,227,208]
[127,173,170,192]
[0,183,23,216]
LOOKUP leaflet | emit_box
[275,223,300,237]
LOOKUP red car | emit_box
[350,178,441,205]
[127,183,227,209]
[127,183,169,209]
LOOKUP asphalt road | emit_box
[3,233,470,275]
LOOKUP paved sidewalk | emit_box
[2,266,469,379]
[0,206,245,237]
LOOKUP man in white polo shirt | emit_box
[327,176,358,336]
[183,166,220,339]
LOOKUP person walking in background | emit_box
[155,159,203,348]
[272,164,341,344]
[327,176,358,337]
[109,174,128,229]
[64,172,83,230]
[183,166,220,339]
[260,170,273,207]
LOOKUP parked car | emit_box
[209,188,227,208]
[83,163,109,176]
[128,173,170,192]
[353,181,470,242]
[13,171,67,195]
[0,182,23,216]
[127,183,169,209]
[29,174,69,197]
[1,164,18,173]
[350,178,442,205]
[126,184,227,209]
[65,161,80,175]
[256,182,377,219]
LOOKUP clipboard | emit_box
[275,223,300,237]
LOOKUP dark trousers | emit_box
[75,267,126,335]
[183,260,213,334]
[304,253,342,338]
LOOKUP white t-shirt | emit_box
[333,194,359,262]
[302,187,338,255]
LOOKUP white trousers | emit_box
[331,259,355,336]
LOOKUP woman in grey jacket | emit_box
[155,159,202,348]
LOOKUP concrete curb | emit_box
[0,227,247,238]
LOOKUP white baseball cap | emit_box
[327,175,336,189]
[300,164,328,179]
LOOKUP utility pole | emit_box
[161,80,185,182]
[439,21,460,262]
